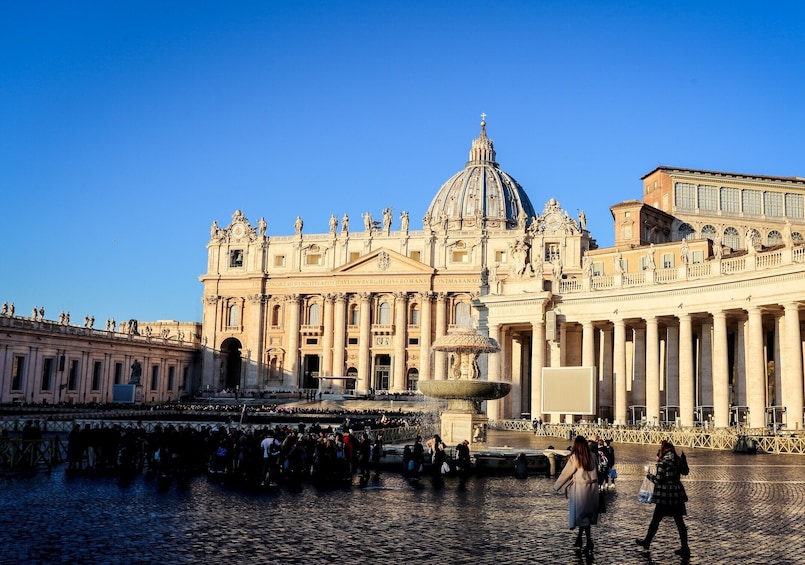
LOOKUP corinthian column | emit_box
[393,292,408,392]
[357,292,372,393]
[419,292,433,382]
[434,293,448,380]
[531,319,545,422]
[285,294,301,388]
[321,294,335,378]
[332,294,347,379]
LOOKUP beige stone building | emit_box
[201,122,805,430]
[0,314,201,404]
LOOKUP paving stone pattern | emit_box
[1,431,803,565]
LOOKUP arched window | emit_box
[349,304,359,326]
[227,304,240,327]
[378,301,391,325]
[678,223,695,240]
[793,232,804,243]
[271,305,281,327]
[308,303,321,326]
[724,227,740,250]
[701,225,717,241]
[767,230,783,246]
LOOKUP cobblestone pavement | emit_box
[1,431,803,565]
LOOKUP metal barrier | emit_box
[489,420,805,455]
[0,438,63,472]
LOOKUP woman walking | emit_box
[636,440,690,558]
[553,435,600,554]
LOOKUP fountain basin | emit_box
[418,380,511,401]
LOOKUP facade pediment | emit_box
[334,248,436,276]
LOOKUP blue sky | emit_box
[2,1,803,323]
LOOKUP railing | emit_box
[0,438,64,472]
[488,420,805,455]
[654,268,677,283]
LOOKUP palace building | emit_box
[200,120,805,430]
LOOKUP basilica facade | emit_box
[200,121,805,430]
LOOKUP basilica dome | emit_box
[425,120,536,232]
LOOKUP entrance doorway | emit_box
[374,354,391,390]
[220,338,243,390]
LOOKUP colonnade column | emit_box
[434,293,448,380]
[613,318,627,425]
[646,317,660,426]
[357,292,372,393]
[712,311,730,428]
[632,327,646,409]
[599,327,613,421]
[678,313,694,427]
[531,319,545,422]
[700,322,713,408]
[418,292,433,381]
[783,302,804,429]
[581,321,595,367]
[321,294,335,378]
[392,292,408,392]
[487,324,501,420]
[332,294,347,379]
[665,324,679,412]
[746,306,766,429]
[285,294,301,388]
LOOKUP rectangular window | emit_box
[545,243,560,262]
[698,185,718,211]
[785,193,804,219]
[305,338,318,345]
[11,355,25,391]
[167,366,175,391]
[229,249,244,268]
[592,262,604,276]
[408,337,419,346]
[68,360,79,390]
[639,256,650,271]
[348,337,358,345]
[764,191,783,217]
[494,250,507,263]
[410,309,420,326]
[274,255,286,267]
[721,187,740,213]
[41,357,54,391]
[662,253,675,269]
[451,250,468,263]
[349,252,361,262]
[691,250,704,264]
[151,365,159,391]
[409,250,421,262]
[306,254,322,266]
[742,189,762,215]
[114,362,123,385]
[674,182,696,209]
[91,361,102,390]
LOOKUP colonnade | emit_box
[490,302,804,430]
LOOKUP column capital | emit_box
[284,294,300,304]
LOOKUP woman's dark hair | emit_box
[571,435,595,471]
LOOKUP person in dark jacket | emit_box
[636,440,690,558]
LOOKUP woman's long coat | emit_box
[553,452,600,529]
[647,451,688,516]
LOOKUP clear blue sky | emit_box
[2,1,803,323]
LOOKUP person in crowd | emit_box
[428,434,447,487]
[371,433,384,479]
[636,440,690,558]
[595,437,610,490]
[603,439,616,488]
[357,431,372,486]
[553,435,600,554]
[411,435,425,483]
[455,439,471,487]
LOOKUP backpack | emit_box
[597,451,609,472]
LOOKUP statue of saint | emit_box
[578,210,587,231]
[258,217,267,237]
[613,251,624,274]
[382,208,392,235]
[329,214,338,235]
[680,239,690,265]
[129,360,142,385]
[294,216,303,235]
[400,211,409,233]
[341,213,349,233]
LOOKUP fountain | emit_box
[418,325,510,445]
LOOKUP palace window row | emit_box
[675,182,804,218]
